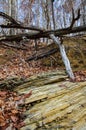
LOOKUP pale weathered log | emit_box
[14,71,67,92]
[13,70,86,130]
[20,83,86,129]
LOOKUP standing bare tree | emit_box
[81,0,86,25]
[46,0,55,30]
[8,0,18,34]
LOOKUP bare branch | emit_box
[0,12,44,32]
[0,12,20,25]
[0,24,44,32]
[70,8,80,29]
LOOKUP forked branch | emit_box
[70,8,80,29]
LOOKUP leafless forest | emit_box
[0,1,86,130]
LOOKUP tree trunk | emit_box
[49,34,75,80]
[51,0,55,30]
[82,0,86,25]
[8,0,17,35]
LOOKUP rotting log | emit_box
[13,70,86,130]
[0,77,29,90]
[14,70,67,91]
[26,48,58,61]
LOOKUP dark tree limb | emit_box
[26,48,58,61]
[0,12,44,32]
[0,12,20,25]
[70,8,80,29]
[0,24,44,32]
[0,25,86,42]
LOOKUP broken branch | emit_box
[0,12,20,25]
[70,8,80,29]
[0,12,44,32]
[26,48,58,61]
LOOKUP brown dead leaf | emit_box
[11,115,18,123]
[0,115,6,127]
[0,124,10,130]
[14,122,26,129]
[14,96,21,101]
[0,91,7,97]
[0,100,4,107]
[11,109,19,115]
[0,90,30,129]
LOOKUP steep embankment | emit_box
[0,35,86,80]
[41,35,86,70]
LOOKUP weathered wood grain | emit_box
[14,70,86,130]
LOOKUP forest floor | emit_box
[0,42,59,80]
[0,36,86,129]
[0,70,86,130]
[0,35,86,81]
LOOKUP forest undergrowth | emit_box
[0,42,59,80]
[0,38,86,82]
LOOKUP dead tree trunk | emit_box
[50,34,75,80]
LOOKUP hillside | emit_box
[0,35,86,80]
[0,35,86,129]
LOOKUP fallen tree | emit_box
[0,10,86,42]
[0,25,86,42]
[26,48,58,61]
[0,9,86,80]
